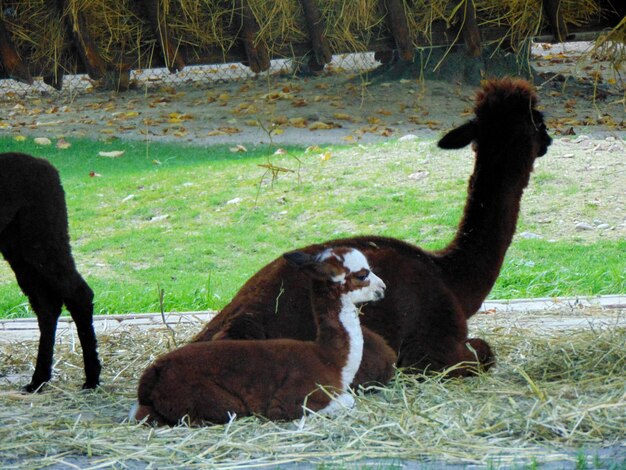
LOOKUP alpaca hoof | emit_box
[82,379,100,390]
[467,338,495,370]
[23,381,46,393]
[83,363,102,390]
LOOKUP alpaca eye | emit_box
[354,270,369,281]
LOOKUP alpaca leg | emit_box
[130,402,169,426]
[25,289,63,392]
[5,257,62,392]
[444,338,495,378]
[397,331,492,378]
[13,244,101,390]
[137,364,223,425]
[466,338,495,370]
[63,277,101,389]
[318,393,355,416]
[22,231,101,390]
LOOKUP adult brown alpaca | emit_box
[0,153,101,392]
[130,247,388,426]
[194,78,552,383]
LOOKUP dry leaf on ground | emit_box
[98,150,125,158]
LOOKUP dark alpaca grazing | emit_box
[0,153,101,392]
[193,78,552,383]
[131,247,388,426]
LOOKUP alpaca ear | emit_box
[283,251,314,268]
[283,251,335,280]
[438,121,477,149]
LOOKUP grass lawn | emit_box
[0,136,623,318]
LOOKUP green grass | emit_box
[0,136,623,318]
[492,239,625,299]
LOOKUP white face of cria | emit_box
[322,248,386,304]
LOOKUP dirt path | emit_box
[0,43,624,147]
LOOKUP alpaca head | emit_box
[284,247,386,304]
[437,78,552,167]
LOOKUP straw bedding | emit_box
[0,307,624,468]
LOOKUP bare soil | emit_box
[0,43,623,145]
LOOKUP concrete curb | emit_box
[0,294,624,343]
[477,293,625,312]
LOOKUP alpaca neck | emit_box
[437,147,533,316]
[336,297,363,390]
[312,286,363,391]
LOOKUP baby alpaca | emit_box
[0,152,101,392]
[131,247,387,426]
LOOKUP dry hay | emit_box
[249,0,308,55]
[477,0,602,51]
[65,0,158,69]
[0,307,624,468]
[161,0,239,61]
[558,0,603,27]
[590,16,626,72]
[0,0,617,79]
[404,0,454,47]
[319,0,388,54]
[0,1,69,75]
[137,0,387,63]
